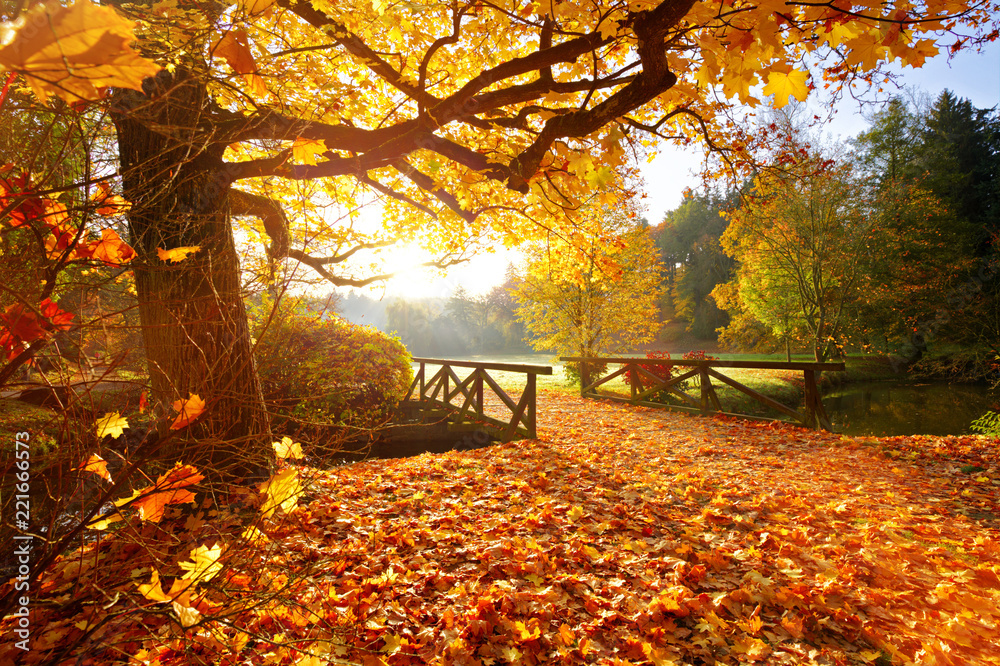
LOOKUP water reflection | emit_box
[823,382,996,437]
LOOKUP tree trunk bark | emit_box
[111,71,271,481]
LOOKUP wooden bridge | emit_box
[561,356,845,431]
[400,358,553,441]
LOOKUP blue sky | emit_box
[640,41,1000,224]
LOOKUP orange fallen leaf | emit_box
[113,463,204,523]
[157,246,201,264]
[170,393,205,429]
[90,181,130,216]
[77,453,112,482]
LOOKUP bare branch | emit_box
[229,188,412,287]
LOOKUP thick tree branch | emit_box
[229,188,290,258]
[507,1,697,191]
[418,6,467,113]
[393,160,477,224]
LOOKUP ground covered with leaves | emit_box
[2,392,998,665]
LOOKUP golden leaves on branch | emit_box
[0,0,160,104]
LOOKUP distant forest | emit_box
[337,276,535,358]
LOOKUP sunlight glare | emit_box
[369,242,516,299]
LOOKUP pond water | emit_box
[822,381,997,437]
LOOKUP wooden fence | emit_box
[404,358,553,440]
[560,356,845,431]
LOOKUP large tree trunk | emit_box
[111,71,272,480]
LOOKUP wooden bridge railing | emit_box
[404,358,553,440]
[560,356,845,431]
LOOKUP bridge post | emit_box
[699,365,710,414]
[526,373,537,438]
[475,370,484,418]
[630,361,637,402]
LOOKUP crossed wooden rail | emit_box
[560,356,845,431]
[404,358,553,441]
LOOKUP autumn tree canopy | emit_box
[1,0,998,475]
[514,207,663,373]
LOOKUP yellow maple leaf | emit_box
[137,568,172,602]
[597,20,618,41]
[178,543,224,583]
[258,468,302,518]
[513,620,540,641]
[157,245,201,263]
[0,0,160,104]
[292,137,328,165]
[272,436,304,460]
[905,39,939,67]
[382,633,404,654]
[844,34,887,71]
[77,453,113,482]
[585,165,614,189]
[762,69,809,107]
[170,393,205,429]
[95,411,128,439]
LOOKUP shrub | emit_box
[563,360,608,387]
[682,350,719,361]
[970,411,1000,437]
[623,351,674,386]
[622,351,718,398]
[251,297,413,433]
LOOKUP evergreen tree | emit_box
[652,191,735,339]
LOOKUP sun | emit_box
[361,242,518,300]
[377,243,444,298]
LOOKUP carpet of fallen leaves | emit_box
[2,391,999,665]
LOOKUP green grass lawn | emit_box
[0,398,63,461]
